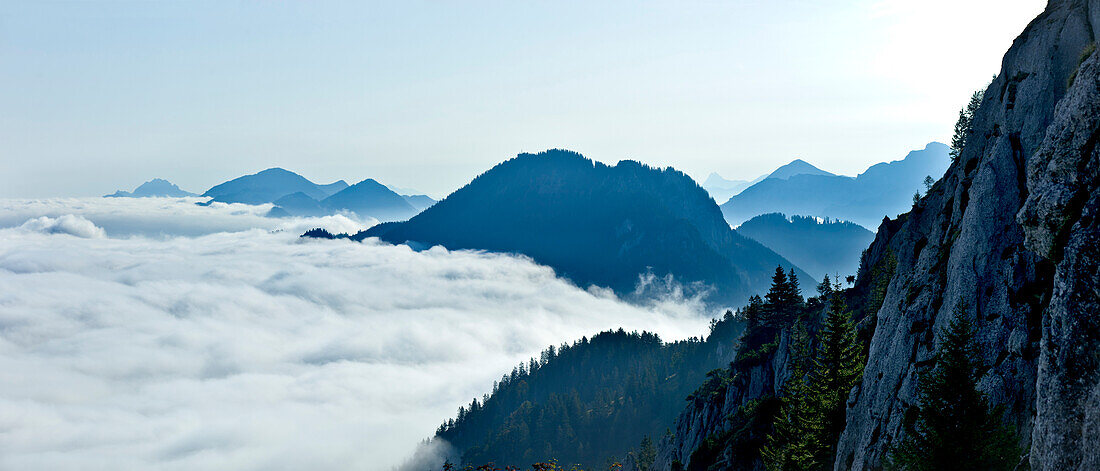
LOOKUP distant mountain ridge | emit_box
[702,173,756,203]
[735,213,874,280]
[348,149,813,305]
[202,168,341,205]
[765,158,834,180]
[702,159,832,203]
[195,167,432,222]
[105,178,196,198]
[720,142,951,228]
[317,178,418,222]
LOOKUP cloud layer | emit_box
[0,198,709,470]
[0,197,372,237]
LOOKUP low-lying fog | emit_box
[0,198,711,470]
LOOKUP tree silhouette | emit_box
[888,304,1021,471]
[950,90,983,161]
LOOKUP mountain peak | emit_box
[766,159,834,180]
[350,149,812,305]
[105,178,196,198]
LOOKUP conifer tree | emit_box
[808,283,864,465]
[888,305,1021,471]
[950,90,983,161]
[742,295,765,329]
[787,268,802,306]
[762,320,820,471]
[816,274,833,299]
[637,435,656,471]
[764,266,803,326]
[765,267,790,304]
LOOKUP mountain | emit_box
[720,143,951,228]
[702,159,831,204]
[764,158,834,180]
[702,173,755,203]
[201,168,339,205]
[401,194,436,212]
[105,178,196,198]
[429,314,743,469]
[651,2,1100,469]
[317,180,349,197]
[349,149,813,306]
[267,192,328,218]
[201,169,417,222]
[319,178,418,222]
[735,213,874,280]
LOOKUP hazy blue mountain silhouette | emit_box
[105,178,197,198]
[201,168,338,205]
[764,158,834,180]
[352,149,812,305]
[735,213,874,280]
[320,179,418,222]
[720,142,951,228]
[317,180,349,197]
[401,194,437,212]
[702,159,830,203]
[268,192,329,218]
[702,173,756,203]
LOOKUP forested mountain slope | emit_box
[355,150,812,306]
[432,315,744,469]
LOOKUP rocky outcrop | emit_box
[1018,26,1100,470]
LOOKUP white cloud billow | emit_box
[0,198,709,470]
[18,214,106,238]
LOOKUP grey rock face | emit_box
[1019,34,1100,471]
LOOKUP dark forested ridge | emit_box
[735,213,874,280]
[432,312,745,469]
[353,149,812,306]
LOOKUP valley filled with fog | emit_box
[0,198,710,470]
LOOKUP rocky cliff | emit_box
[655,1,1100,469]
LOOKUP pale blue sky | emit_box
[1,0,1045,198]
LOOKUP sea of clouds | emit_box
[0,198,711,470]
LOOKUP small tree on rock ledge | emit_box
[887,304,1022,471]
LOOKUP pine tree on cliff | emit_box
[742,295,765,329]
[950,89,983,161]
[888,305,1021,471]
[808,282,864,465]
[762,320,821,471]
[816,273,833,299]
[764,266,803,326]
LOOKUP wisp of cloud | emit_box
[0,198,710,470]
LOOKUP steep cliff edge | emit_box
[1018,23,1100,470]
[655,1,1100,470]
[838,1,1099,469]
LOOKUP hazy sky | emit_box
[1,0,1046,198]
